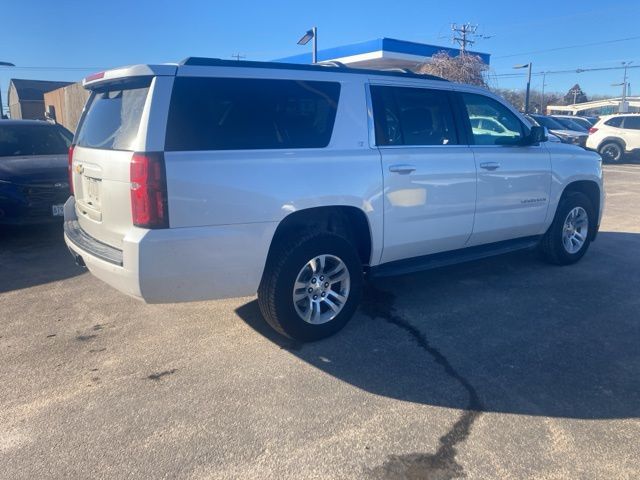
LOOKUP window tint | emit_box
[462,93,524,145]
[605,117,623,128]
[370,86,457,146]
[165,77,340,151]
[622,116,640,130]
[75,78,151,151]
[0,124,71,157]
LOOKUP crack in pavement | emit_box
[360,284,484,480]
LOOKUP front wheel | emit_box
[258,232,363,341]
[540,192,594,265]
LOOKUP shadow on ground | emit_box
[236,231,640,421]
[0,223,84,293]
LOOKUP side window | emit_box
[370,86,458,146]
[622,116,640,130]
[605,117,623,128]
[165,77,341,151]
[461,93,524,146]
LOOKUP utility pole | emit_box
[569,87,581,105]
[231,53,246,61]
[451,23,477,54]
[540,71,548,114]
[620,61,632,113]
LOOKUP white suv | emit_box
[586,114,640,163]
[64,58,604,341]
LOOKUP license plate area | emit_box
[83,176,102,209]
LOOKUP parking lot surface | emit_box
[1,165,639,479]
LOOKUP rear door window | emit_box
[165,77,341,151]
[0,124,71,157]
[605,117,623,128]
[75,78,151,151]
[370,85,458,146]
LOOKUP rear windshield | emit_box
[0,124,71,157]
[75,78,151,151]
[165,77,341,151]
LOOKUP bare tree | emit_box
[417,51,488,87]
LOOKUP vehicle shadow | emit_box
[0,223,84,293]
[236,231,640,420]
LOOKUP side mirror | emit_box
[524,125,548,145]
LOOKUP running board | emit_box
[370,236,541,278]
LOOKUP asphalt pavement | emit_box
[1,164,639,479]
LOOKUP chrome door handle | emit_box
[479,162,500,171]
[388,164,416,174]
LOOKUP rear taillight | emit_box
[588,127,598,135]
[68,145,75,195]
[130,152,169,229]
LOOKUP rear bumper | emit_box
[63,197,277,303]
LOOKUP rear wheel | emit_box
[540,192,594,265]
[598,141,624,163]
[258,232,363,341]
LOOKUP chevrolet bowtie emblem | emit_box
[75,164,84,174]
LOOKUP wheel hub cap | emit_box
[562,206,589,254]
[292,254,350,325]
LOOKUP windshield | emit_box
[75,78,151,150]
[554,117,587,131]
[532,115,564,130]
[0,124,71,157]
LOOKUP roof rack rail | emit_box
[382,67,414,74]
[179,57,447,82]
[318,60,347,68]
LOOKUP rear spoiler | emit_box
[82,64,177,89]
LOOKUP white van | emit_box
[65,58,604,341]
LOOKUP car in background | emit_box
[528,114,588,147]
[586,114,640,163]
[552,115,596,131]
[0,120,72,225]
[551,116,589,132]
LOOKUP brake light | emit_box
[68,145,75,195]
[130,152,169,228]
[588,127,598,135]
[84,71,105,83]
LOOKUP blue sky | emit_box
[2,0,639,108]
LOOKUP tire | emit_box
[598,141,624,163]
[258,232,363,342]
[540,191,594,265]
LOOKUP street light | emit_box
[514,62,532,114]
[297,27,317,64]
[0,61,15,119]
[612,61,633,113]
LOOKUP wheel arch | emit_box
[264,206,373,270]
[597,136,626,152]
[560,180,601,240]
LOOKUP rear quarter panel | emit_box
[163,73,384,265]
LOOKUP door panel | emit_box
[380,146,477,262]
[368,84,477,264]
[458,91,552,246]
[469,145,551,246]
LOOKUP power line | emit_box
[493,63,640,78]
[494,35,640,59]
